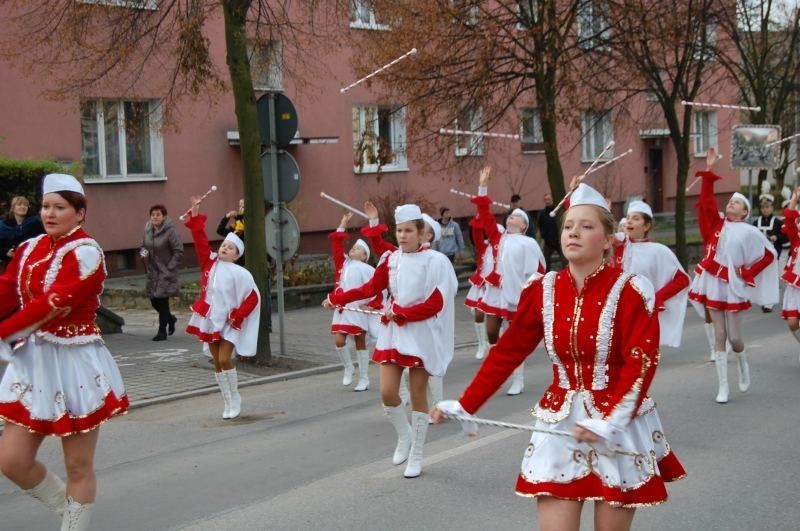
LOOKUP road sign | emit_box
[731,124,781,169]
[265,207,300,261]
[256,93,298,148]
[262,151,300,204]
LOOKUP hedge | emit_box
[0,158,77,209]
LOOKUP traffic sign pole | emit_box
[267,93,286,357]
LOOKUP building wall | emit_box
[0,6,742,273]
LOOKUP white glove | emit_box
[575,418,626,454]
[436,400,478,437]
[0,341,13,363]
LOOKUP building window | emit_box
[646,70,666,102]
[517,0,538,29]
[352,104,407,173]
[249,40,283,91]
[350,0,388,30]
[693,22,716,61]
[454,107,484,157]
[520,108,544,153]
[581,111,614,161]
[451,0,479,26]
[693,111,718,155]
[79,0,157,9]
[80,99,164,180]
[577,1,610,50]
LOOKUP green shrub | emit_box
[0,157,76,207]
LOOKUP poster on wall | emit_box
[731,124,781,169]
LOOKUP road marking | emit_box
[374,428,522,479]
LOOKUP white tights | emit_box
[709,309,744,353]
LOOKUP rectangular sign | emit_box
[731,124,781,169]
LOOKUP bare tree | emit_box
[347,0,623,203]
[715,0,800,192]
[0,0,348,362]
[607,0,728,265]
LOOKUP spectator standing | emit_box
[141,205,183,341]
[535,192,563,271]
[434,207,464,263]
[0,196,45,269]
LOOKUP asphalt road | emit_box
[1,307,799,530]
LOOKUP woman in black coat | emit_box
[0,196,45,269]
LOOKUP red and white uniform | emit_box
[329,247,457,377]
[465,216,493,310]
[459,265,685,507]
[328,228,378,336]
[613,236,690,347]
[184,214,260,356]
[0,228,128,435]
[473,191,545,320]
[780,208,800,319]
[689,171,779,314]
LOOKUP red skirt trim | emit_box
[464,298,480,309]
[476,300,503,317]
[372,348,425,369]
[514,452,686,508]
[688,292,751,312]
[330,324,366,335]
[0,392,129,437]
[782,310,800,320]
[186,325,223,343]
[501,309,517,321]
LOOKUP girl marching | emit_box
[688,148,779,403]
[780,187,800,362]
[329,212,376,391]
[184,197,260,419]
[433,181,685,530]
[474,167,545,395]
[464,210,499,361]
[614,201,690,348]
[0,174,128,531]
[324,204,457,478]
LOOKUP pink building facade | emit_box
[0,3,740,276]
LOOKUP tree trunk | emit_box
[223,0,271,362]
[674,143,690,268]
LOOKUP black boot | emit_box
[168,315,177,335]
[152,330,167,341]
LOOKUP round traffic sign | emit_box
[256,93,298,148]
[262,151,300,204]
[265,207,300,261]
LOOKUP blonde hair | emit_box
[7,196,30,221]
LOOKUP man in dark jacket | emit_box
[535,192,562,271]
[753,193,786,312]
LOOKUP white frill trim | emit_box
[592,272,633,389]
[542,271,570,388]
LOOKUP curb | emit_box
[128,363,343,410]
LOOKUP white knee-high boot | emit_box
[704,323,716,362]
[474,322,488,360]
[25,470,67,516]
[734,348,750,392]
[384,405,412,465]
[506,362,525,396]
[215,372,231,419]
[223,368,242,419]
[353,349,370,391]
[427,376,443,424]
[792,329,800,362]
[714,350,729,403]
[60,497,93,531]
[336,345,355,386]
[398,369,410,406]
[404,411,430,478]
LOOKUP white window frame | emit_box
[516,0,538,30]
[81,99,165,182]
[79,0,157,9]
[248,40,283,92]
[352,104,408,174]
[455,107,484,157]
[693,22,717,61]
[349,0,389,31]
[450,0,479,26]
[520,107,545,153]
[577,1,611,50]
[692,111,718,156]
[581,111,614,161]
